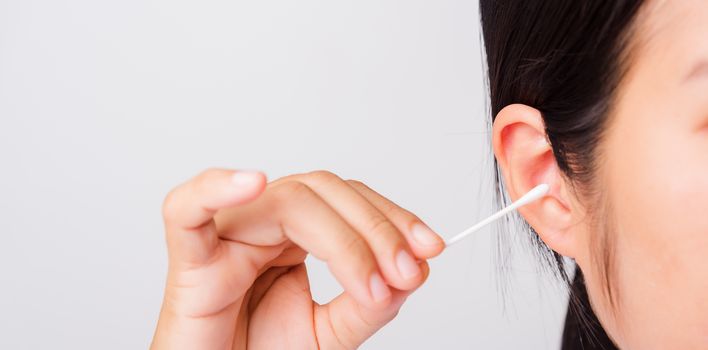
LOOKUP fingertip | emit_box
[230,170,268,202]
[407,260,431,293]
[407,223,445,260]
[231,169,266,187]
[420,260,430,281]
[369,270,392,305]
[426,241,446,258]
[390,260,430,300]
[410,223,444,249]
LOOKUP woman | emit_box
[151,1,708,349]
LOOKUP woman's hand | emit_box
[151,168,445,349]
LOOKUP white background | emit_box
[0,0,569,348]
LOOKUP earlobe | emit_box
[492,104,578,258]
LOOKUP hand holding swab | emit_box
[443,183,550,247]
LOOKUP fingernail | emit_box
[231,171,262,188]
[369,271,391,302]
[411,222,441,246]
[396,249,420,280]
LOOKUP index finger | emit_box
[345,179,445,259]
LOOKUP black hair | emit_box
[478,1,647,348]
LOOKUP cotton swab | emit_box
[443,183,550,247]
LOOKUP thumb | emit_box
[314,261,430,349]
[162,168,267,266]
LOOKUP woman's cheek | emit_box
[622,141,708,347]
[599,119,708,348]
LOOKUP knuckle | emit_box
[194,167,222,188]
[378,200,399,216]
[272,181,315,209]
[324,308,354,349]
[161,168,228,223]
[365,214,399,244]
[343,234,370,260]
[382,200,415,221]
[161,188,180,222]
[345,179,367,190]
[400,212,422,229]
[269,173,299,187]
[306,169,341,186]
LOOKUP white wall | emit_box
[0,0,569,348]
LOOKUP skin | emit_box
[151,168,445,349]
[492,0,708,348]
[153,1,707,348]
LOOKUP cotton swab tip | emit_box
[515,183,550,207]
[443,183,550,248]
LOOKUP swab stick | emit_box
[444,183,550,247]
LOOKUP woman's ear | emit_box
[492,103,579,258]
